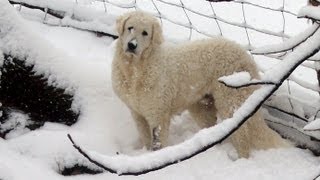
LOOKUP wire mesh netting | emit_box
[8,0,320,152]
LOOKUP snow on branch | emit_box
[9,0,64,19]
[251,24,320,55]
[9,0,118,39]
[304,118,320,131]
[298,6,320,22]
[68,24,320,175]
[218,71,276,88]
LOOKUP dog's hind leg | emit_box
[211,84,288,158]
[188,94,218,128]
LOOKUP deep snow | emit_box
[1,0,320,179]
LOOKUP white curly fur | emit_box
[112,11,289,158]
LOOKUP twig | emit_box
[218,80,276,89]
[313,172,320,180]
[264,105,309,123]
[67,134,117,174]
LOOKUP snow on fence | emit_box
[4,0,320,176]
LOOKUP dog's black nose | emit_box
[128,41,137,51]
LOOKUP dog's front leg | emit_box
[131,110,152,149]
[151,125,162,151]
[149,115,170,151]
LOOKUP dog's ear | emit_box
[116,13,132,36]
[152,21,164,45]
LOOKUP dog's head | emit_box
[116,11,163,59]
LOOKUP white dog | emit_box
[112,11,288,158]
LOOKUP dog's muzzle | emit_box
[126,39,137,53]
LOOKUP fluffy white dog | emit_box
[112,11,288,158]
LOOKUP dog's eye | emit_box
[128,27,134,31]
[142,31,148,36]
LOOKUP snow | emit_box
[251,24,320,55]
[262,26,320,83]
[217,71,270,88]
[1,0,320,179]
[10,0,117,22]
[304,118,320,131]
[316,61,320,70]
[10,0,117,37]
[1,112,31,139]
[218,71,252,87]
[298,5,320,20]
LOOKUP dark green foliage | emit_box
[0,54,79,138]
[60,165,102,176]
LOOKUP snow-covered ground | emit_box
[1,0,320,179]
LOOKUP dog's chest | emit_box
[116,65,156,112]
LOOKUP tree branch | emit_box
[8,0,118,39]
[67,134,117,174]
[218,80,276,89]
[9,0,65,19]
[252,24,320,55]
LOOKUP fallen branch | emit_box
[68,24,320,176]
[8,0,118,39]
[9,0,64,19]
[67,134,116,173]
